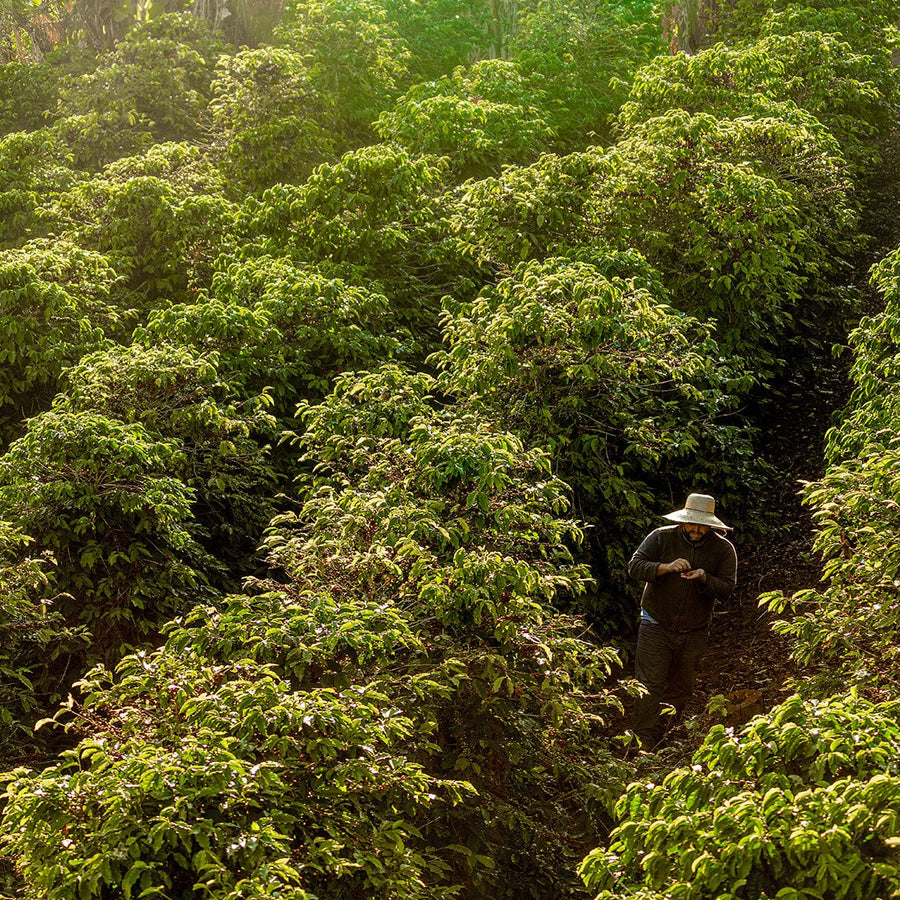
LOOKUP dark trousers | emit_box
[633,620,708,745]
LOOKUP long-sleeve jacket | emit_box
[628,524,737,632]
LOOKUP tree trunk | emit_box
[487,0,517,59]
[663,0,727,55]
[228,0,283,47]
[191,0,229,31]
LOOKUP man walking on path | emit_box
[628,493,737,747]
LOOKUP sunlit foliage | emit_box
[0,0,896,897]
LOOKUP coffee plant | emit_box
[453,109,857,374]
[208,46,337,195]
[0,239,125,429]
[376,59,556,180]
[0,411,218,656]
[580,694,900,900]
[0,366,631,899]
[0,129,78,248]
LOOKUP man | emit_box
[628,493,737,747]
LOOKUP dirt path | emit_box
[680,374,836,744]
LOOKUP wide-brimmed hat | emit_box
[663,493,731,530]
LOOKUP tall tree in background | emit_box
[193,0,284,46]
[0,0,284,56]
[663,0,736,53]
[0,0,67,59]
[486,0,517,57]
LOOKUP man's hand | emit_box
[681,568,707,583]
[658,558,691,576]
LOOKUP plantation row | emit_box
[576,5,900,899]
[580,246,900,899]
[0,0,897,897]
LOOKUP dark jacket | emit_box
[628,524,737,632]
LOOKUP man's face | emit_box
[683,522,710,543]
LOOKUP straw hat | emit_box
[663,493,731,530]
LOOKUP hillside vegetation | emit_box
[0,0,898,898]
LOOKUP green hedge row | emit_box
[1,368,630,899]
